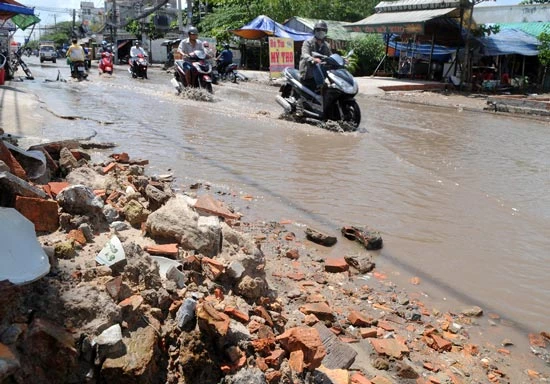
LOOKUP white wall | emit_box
[474,4,550,24]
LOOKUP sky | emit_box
[13,0,105,43]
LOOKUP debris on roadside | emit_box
[0,136,548,384]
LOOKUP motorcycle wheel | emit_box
[205,82,213,94]
[229,71,238,84]
[340,100,361,128]
[20,61,34,80]
[326,100,361,128]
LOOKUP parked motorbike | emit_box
[129,53,148,79]
[98,51,114,75]
[70,60,88,81]
[171,50,213,94]
[276,51,361,129]
[2,47,34,80]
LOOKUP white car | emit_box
[39,45,57,63]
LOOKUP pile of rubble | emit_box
[0,137,549,384]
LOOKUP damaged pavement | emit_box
[0,134,549,384]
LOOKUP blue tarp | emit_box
[231,15,313,41]
[388,35,456,61]
[478,28,540,56]
[0,2,34,17]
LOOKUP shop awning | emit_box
[230,15,313,41]
[346,7,458,34]
[0,0,34,20]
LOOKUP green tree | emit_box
[348,34,385,75]
[40,21,74,47]
[520,0,549,4]
[125,18,167,40]
[538,31,550,89]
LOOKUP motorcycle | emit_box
[2,47,34,80]
[213,61,247,84]
[276,51,361,129]
[171,50,213,94]
[98,51,114,75]
[129,53,148,79]
[70,60,88,81]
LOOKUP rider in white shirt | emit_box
[130,40,147,70]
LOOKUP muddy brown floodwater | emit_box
[19,57,550,371]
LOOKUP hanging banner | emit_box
[269,37,294,78]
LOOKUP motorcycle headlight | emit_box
[328,73,358,95]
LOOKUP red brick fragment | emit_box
[102,162,117,174]
[351,372,373,384]
[15,196,59,232]
[348,311,371,327]
[224,307,249,323]
[0,141,27,180]
[144,243,179,257]
[67,229,86,245]
[325,258,349,273]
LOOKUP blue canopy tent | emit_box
[477,28,540,57]
[388,34,456,62]
[230,15,313,70]
[230,15,313,41]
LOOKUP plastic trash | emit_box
[176,297,196,329]
[0,208,50,284]
[95,235,125,266]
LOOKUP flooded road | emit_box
[17,57,550,344]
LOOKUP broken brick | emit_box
[144,243,179,257]
[0,141,27,180]
[348,311,372,327]
[325,258,349,273]
[224,307,249,323]
[67,229,87,245]
[15,196,59,232]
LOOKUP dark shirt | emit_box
[299,37,332,79]
[218,49,233,64]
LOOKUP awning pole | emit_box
[428,33,435,80]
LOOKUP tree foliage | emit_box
[538,32,550,67]
[39,21,74,47]
[348,34,385,75]
[200,0,378,42]
[125,18,167,40]
[471,24,500,37]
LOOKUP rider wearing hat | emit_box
[299,21,332,91]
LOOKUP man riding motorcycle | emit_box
[177,26,207,87]
[66,38,86,78]
[216,43,233,78]
[130,40,147,75]
[299,21,332,92]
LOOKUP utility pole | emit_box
[177,0,183,36]
[186,0,192,29]
[113,0,118,63]
[72,9,76,38]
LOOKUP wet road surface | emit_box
[11,57,550,354]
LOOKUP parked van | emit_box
[39,43,57,63]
